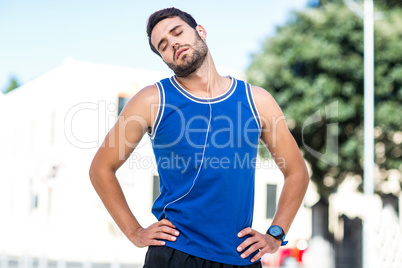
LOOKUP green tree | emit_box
[248,1,401,204]
[374,0,402,9]
[4,77,20,94]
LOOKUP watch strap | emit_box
[267,225,288,246]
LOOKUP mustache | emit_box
[173,44,190,59]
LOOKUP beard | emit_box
[165,35,208,77]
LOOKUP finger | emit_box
[153,231,178,242]
[149,239,167,246]
[237,235,258,253]
[159,219,176,228]
[237,227,253,238]
[158,225,180,236]
[240,240,264,259]
[250,249,266,263]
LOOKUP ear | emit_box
[196,25,207,39]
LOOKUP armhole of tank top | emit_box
[245,83,262,137]
[149,82,165,140]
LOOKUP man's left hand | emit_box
[237,227,281,263]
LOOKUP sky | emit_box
[0,0,309,92]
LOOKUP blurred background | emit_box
[0,0,401,267]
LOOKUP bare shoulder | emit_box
[250,85,283,117]
[119,84,160,127]
[130,84,159,106]
[250,85,271,98]
[139,84,159,98]
[122,85,158,111]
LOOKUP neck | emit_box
[175,52,229,98]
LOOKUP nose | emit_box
[172,43,180,51]
[171,39,180,50]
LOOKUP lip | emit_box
[176,47,189,60]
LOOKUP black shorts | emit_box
[143,246,262,268]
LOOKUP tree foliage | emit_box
[311,0,402,9]
[374,0,402,9]
[248,1,402,198]
[4,77,20,94]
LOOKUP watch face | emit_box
[269,226,282,236]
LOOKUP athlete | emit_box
[89,7,309,268]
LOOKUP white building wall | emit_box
[0,59,170,265]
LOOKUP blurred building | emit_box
[0,59,171,267]
[0,59,313,268]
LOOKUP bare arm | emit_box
[237,86,309,262]
[255,86,309,233]
[89,85,179,247]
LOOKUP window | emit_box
[118,96,130,115]
[50,112,56,145]
[266,184,277,219]
[152,175,160,203]
[31,193,38,211]
[117,84,140,115]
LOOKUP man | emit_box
[89,7,309,268]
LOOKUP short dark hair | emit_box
[146,7,198,56]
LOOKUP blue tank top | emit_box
[150,76,262,265]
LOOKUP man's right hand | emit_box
[131,219,180,247]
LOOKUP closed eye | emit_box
[161,31,182,52]
[160,41,167,52]
[157,25,184,52]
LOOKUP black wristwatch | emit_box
[267,225,288,246]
